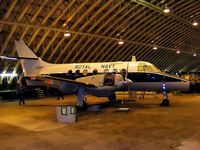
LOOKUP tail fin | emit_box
[15,40,49,76]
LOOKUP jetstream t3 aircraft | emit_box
[13,40,189,107]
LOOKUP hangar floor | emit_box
[0,93,200,150]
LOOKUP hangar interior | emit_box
[0,0,200,86]
[0,1,200,150]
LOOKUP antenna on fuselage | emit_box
[131,56,136,62]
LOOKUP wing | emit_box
[37,76,97,89]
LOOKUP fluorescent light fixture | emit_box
[0,56,17,60]
[163,7,170,13]
[153,46,158,50]
[118,40,124,45]
[0,73,18,77]
[64,31,71,37]
[192,22,198,26]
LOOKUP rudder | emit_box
[15,40,49,76]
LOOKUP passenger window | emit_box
[83,70,88,76]
[151,66,160,72]
[104,69,109,73]
[68,70,73,75]
[113,69,118,74]
[75,70,80,75]
[93,69,98,75]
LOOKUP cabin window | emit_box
[138,66,144,71]
[104,73,115,86]
[68,70,73,75]
[83,70,88,76]
[73,70,81,78]
[120,69,127,79]
[113,69,118,74]
[104,69,109,73]
[75,70,80,75]
[144,65,153,72]
[93,69,98,75]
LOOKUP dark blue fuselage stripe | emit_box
[47,72,185,82]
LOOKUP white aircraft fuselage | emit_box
[15,40,189,99]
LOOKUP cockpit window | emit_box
[144,65,153,72]
[138,66,144,71]
[151,66,160,72]
[138,62,160,72]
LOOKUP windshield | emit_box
[138,62,161,73]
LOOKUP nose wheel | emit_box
[160,99,170,106]
[161,83,170,106]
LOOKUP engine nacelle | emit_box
[76,73,127,89]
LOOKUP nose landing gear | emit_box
[160,83,170,106]
[161,98,170,106]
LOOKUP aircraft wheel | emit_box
[108,93,116,102]
[76,101,88,111]
[83,100,88,108]
[160,99,170,106]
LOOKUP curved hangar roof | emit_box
[0,0,200,79]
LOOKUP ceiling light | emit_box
[118,40,124,45]
[163,7,170,13]
[0,73,18,77]
[193,53,197,56]
[153,46,158,50]
[64,31,71,37]
[176,50,180,54]
[192,22,198,26]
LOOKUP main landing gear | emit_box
[108,93,116,101]
[161,98,170,106]
[108,92,116,103]
[76,86,88,111]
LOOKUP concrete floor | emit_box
[0,93,200,150]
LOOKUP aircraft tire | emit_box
[83,100,88,108]
[108,93,116,102]
[76,101,88,111]
[160,99,170,106]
